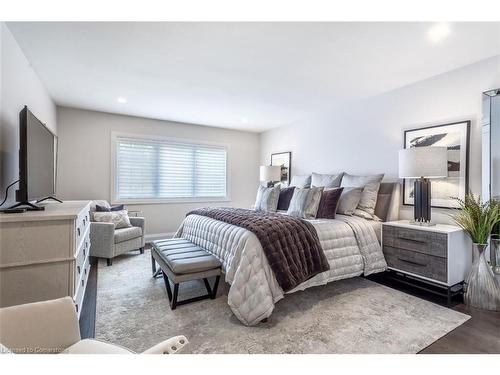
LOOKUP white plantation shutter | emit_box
[115,136,227,200]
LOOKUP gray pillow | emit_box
[290,174,312,188]
[311,172,344,188]
[336,187,363,216]
[254,185,280,212]
[93,210,132,229]
[287,187,324,219]
[341,173,384,216]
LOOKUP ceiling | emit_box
[7,22,500,132]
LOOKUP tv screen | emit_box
[19,106,56,202]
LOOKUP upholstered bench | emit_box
[151,238,222,310]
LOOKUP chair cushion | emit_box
[152,238,221,274]
[62,339,133,354]
[114,227,143,243]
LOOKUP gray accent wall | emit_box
[260,55,500,224]
[0,23,57,207]
[56,107,260,236]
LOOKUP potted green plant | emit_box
[451,194,500,311]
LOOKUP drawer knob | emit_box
[77,266,81,274]
[81,279,84,287]
[77,228,81,236]
[83,249,86,257]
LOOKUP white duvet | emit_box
[175,213,387,326]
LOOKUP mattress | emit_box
[175,213,387,326]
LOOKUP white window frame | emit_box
[110,132,231,205]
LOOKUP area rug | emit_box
[95,250,470,354]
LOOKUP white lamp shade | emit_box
[260,165,281,182]
[398,146,448,178]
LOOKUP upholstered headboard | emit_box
[374,182,400,222]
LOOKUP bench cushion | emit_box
[152,238,222,274]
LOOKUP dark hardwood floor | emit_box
[368,272,500,354]
[79,257,98,339]
[80,253,499,353]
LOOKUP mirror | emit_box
[482,88,500,201]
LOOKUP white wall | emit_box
[261,56,500,223]
[56,107,260,236]
[0,23,57,206]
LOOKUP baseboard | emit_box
[144,232,176,243]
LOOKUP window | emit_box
[113,134,228,202]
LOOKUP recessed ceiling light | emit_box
[241,117,248,123]
[428,23,451,43]
[117,97,127,104]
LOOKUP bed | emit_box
[174,182,400,326]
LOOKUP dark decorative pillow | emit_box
[277,187,295,210]
[316,187,344,219]
[95,204,125,212]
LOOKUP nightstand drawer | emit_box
[383,225,447,258]
[383,246,447,282]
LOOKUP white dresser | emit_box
[0,201,91,317]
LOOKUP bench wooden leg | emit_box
[171,283,179,310]
[162,271,173,301]
[212,275,221,299]
[151,254,156,275]
[203,275,221,299]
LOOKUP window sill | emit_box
[111,197,231,205]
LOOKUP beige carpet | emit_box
[95,249,470,354]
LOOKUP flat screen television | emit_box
[15,106,57,208]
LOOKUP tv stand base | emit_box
[36,196,63,204]
[4,201,44,211]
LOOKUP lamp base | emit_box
[408,219,436,227]
[413,178,432,223]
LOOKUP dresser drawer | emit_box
[74,233,90,292]
[74,255,90,318]
[383,225,447,258]
[75,208,90,248]
[383,245,447,283]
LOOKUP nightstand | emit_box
[382,220,472,305]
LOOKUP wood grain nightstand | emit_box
[382,220,472,305]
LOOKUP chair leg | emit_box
[140,247,145,254]
[106,258,113,266]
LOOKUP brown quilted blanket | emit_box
[187,208,330,292]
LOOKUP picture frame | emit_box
[403,121,470,209]
[271,152,291,187]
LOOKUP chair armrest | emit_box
[141,335,188,354]
[0,297,80,353]
[129,216,145,232]
[90,222,115,258]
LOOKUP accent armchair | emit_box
[89,200,146,266]
[0,297,188,354]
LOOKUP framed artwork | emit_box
[271,152,291,187]
[403,121,470,209]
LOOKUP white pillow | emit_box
[254,186,280,212]
[287,187,324,219]
[341,173,384,216]
[290,175,312,188]
[93,210,132,229]
[311,172,344,188]
[336,187,363,215]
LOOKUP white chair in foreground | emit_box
[0,297,188,354]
